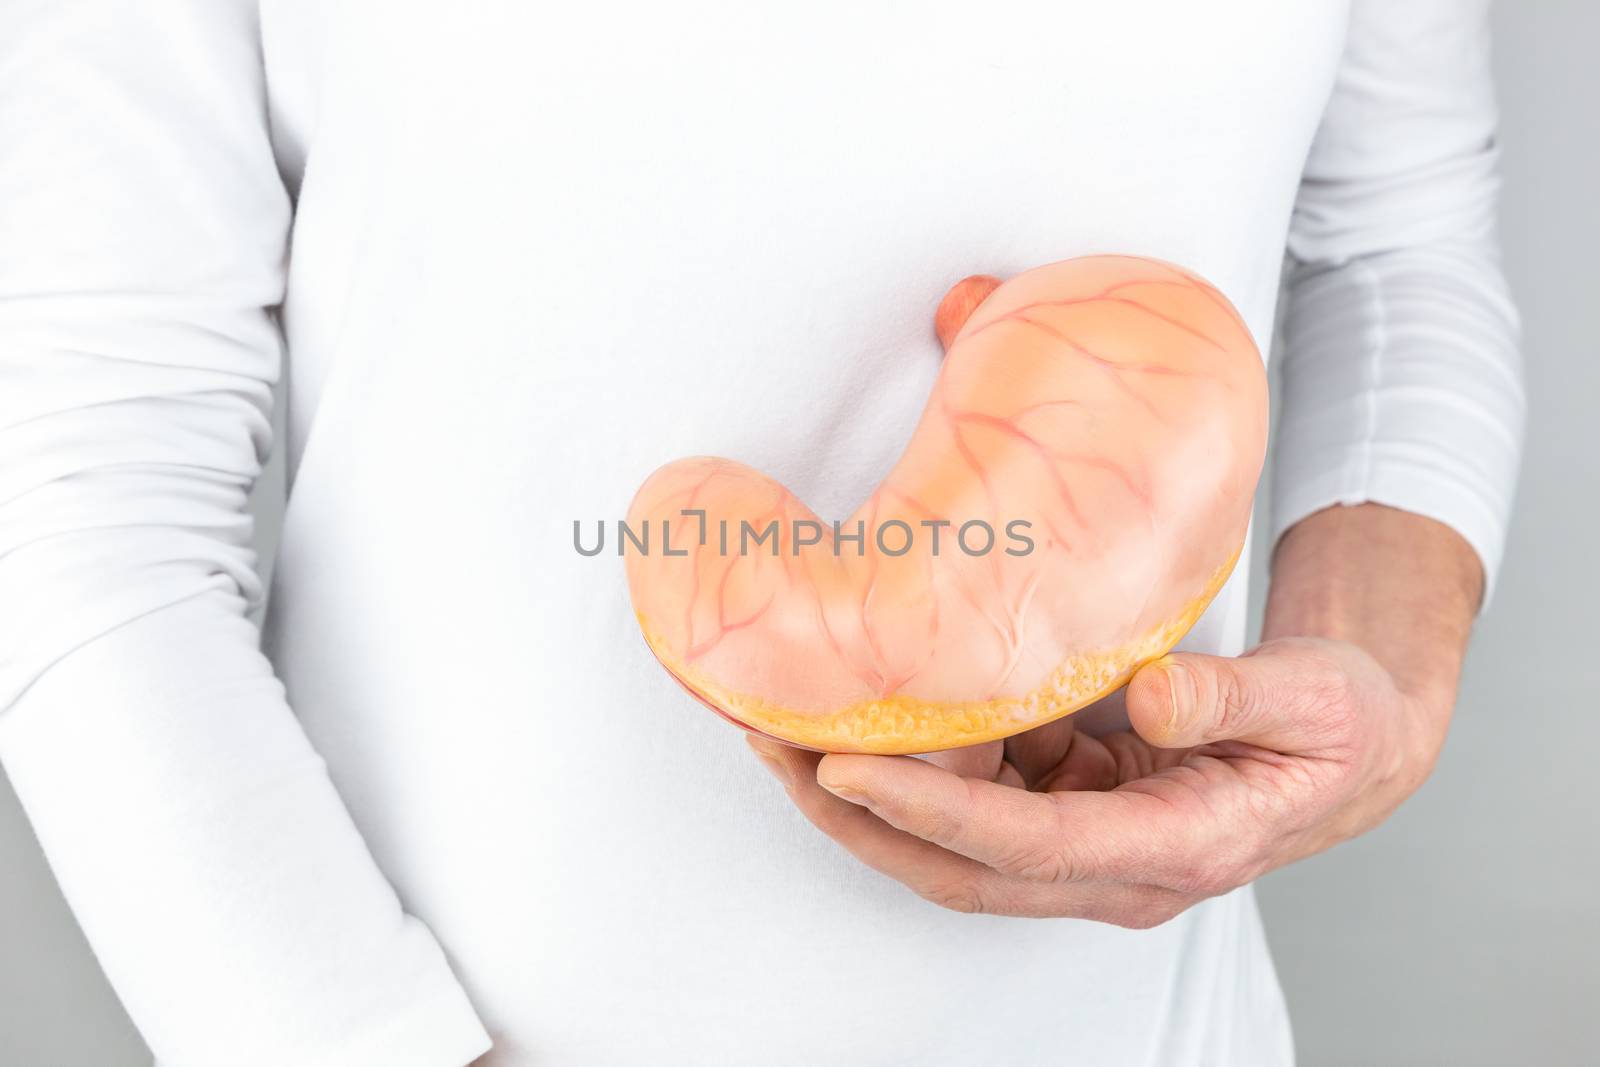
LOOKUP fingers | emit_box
[746,736,1191,922]
[748,737,965,884]
[919,739,1005,780]
[739,644,1374,919]
[812,750,1191,885]
[1032,730,1188,793]
[1002,714,1077,788]
[747,737,1052,913]
[1125,639,1369,753]
[922,740,1026,789]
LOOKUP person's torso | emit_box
[259,3,1345,1062]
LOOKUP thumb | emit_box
[1125,641,1355,752]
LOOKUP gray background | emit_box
[1,5,1594,1063]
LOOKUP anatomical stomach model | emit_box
[625,255,1267,754]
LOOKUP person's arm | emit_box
[1272,0,1523,610]
[0,5,488,1064]
[743,0,1524,922]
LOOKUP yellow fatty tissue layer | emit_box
[640,548,1239,755]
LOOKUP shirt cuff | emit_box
[280,980,491,1067]
[1270,453,1509,611]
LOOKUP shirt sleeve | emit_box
[0,5,490,1065]
[1274,0,1525,607]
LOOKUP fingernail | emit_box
[1156,657,1194,735]
[746,735,793,788]
[755,753,794,788]
[816,773,867,805]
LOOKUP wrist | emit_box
[1263,503,1478,713]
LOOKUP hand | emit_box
[747,503,1483,925]
[751,635,1424,924]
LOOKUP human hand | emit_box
[749,636,1432,924]
[747,503,1482,925]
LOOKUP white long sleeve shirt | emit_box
[0,3,1522,1065]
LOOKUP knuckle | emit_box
[918,877,989,915]
[1005,845,1074,883]
[1212,667,1253,736]
[916,798,969,849]
[994,801,1087,882]
[897,781,973,849]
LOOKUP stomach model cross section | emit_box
[625,255,1268,754]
